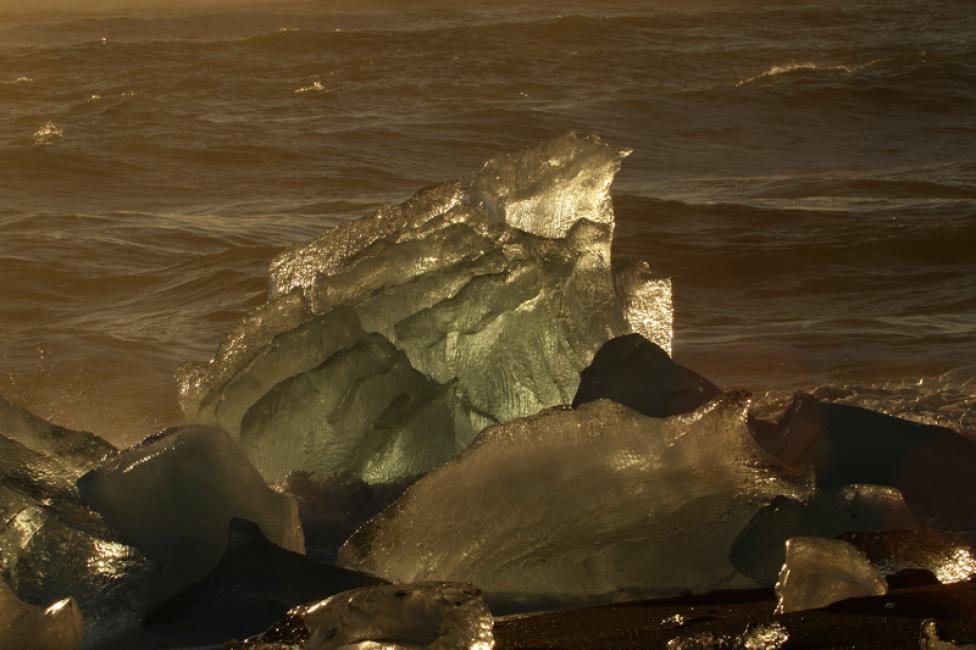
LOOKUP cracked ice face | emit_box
[177,133,671,485]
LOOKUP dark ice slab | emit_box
[143,518,381,644]
[730,485,915,586]
[572,334,720,418]
[753,393,976,530]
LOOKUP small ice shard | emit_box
[1,433,155,648]
[0,394,114,473]
[77,425,304,601]
[920,620,976,650]
[666,631,730,649]
[736,621,790,650]
[145,519,381,643]
[614,260,673,354]
[842,529,976,585]
[230,582,493,650]
[0,578,83,650]
[666,621,789,650]
[33,121,63,145]
[178,133,665,485]
[774,537,887,614]
[731,484,915,585]
[755,392,976,530]
[572,333,720,418]
[338,393,799,606]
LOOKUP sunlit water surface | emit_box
[1,0,974,444]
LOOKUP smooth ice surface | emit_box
[338,394,799,605]
[77,425,304,601]
[775,537,887,614]
[0,434,154,648]
[0,578,83,650]
[731,484,915,586]
[178,133,670,484]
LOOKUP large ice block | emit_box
[572,333,720,418]
[774,537,887,614]
[178,133,670,484]
[338,393,800,606]
[755,392,976,530]
[0,578,83,650]
[229,582,493,650]
[730,484,915,585]
[77,425,304,601]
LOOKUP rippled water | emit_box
[1,0,974,444]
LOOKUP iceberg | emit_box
[177,133,670,484]
[77,425,304,602]
[774,537,887,614]
[0,578,83,650]
[730,484,915,586]
[338,393,800,606]
[229,582,493,650]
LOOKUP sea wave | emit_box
[736,60,882,87]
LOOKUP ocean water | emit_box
[0,0,974,445]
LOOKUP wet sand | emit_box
[494,580,976,649]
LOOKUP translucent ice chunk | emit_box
[338,394,799,606]
[614,260,673,354]
[77,425,304,601]
[178,134,661,485]
[775,537,887,614]
[230,582,493,650]
[731,484,915,586]
[0,578,83,650]
[0,394,113,473]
